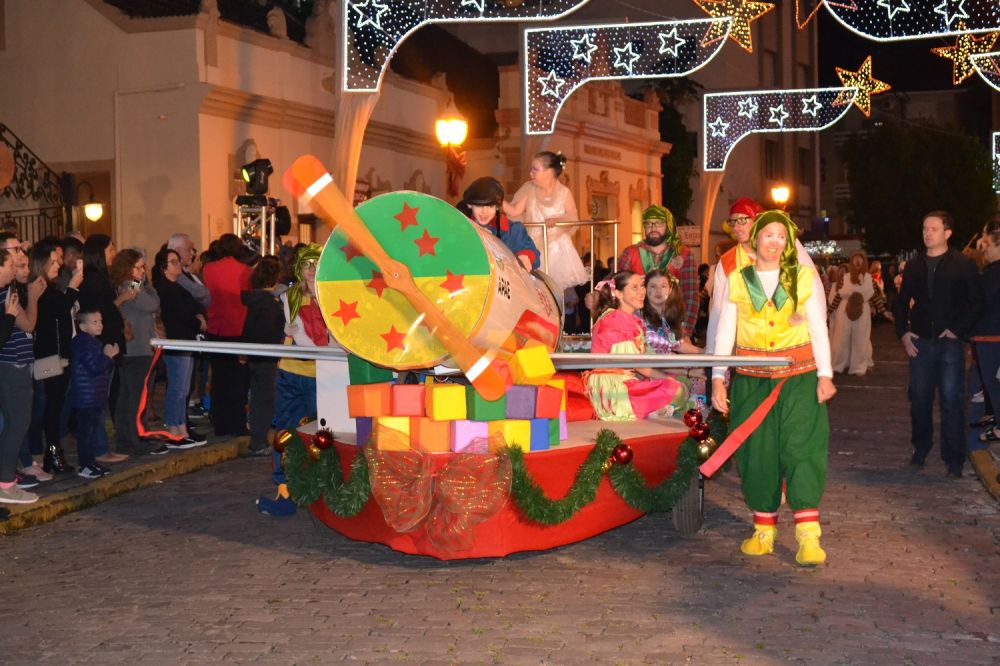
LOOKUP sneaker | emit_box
[166,436,205,450]
[77,465,108,479]
[21,463,53,483]
[149,443,170,455]
[246,446,272,458]
[186,427,207,442]
[93,463,113,475]
[15,472,39,490]
[0,485,39,504]
[971,391,984,403]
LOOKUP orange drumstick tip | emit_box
[283,155,330,200]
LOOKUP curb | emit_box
[0,439,246,535]
[969,449,1000,502]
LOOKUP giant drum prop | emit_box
[316,191,561,369]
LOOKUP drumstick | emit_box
[284,155,507,401]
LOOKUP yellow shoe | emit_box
[794,522,827,566]
[740,525,776,556]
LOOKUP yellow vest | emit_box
[727,264,817,378]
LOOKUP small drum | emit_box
[316,191,561,370]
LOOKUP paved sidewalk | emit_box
[0,323,997,665]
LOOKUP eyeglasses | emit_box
[643,221,667,228]
[301,259,318,269]
[167,259,181,266]
[729,215,753,225]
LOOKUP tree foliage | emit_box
[643,80,702,222]
[841,121,995,255]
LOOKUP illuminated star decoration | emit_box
[571,33,598,64]
[768,104,789,128]
[934,0,969,26]
[738,96,759,118]
[460,0,485,14]
[351,0,390,30]
[802,94,823,116]
[704,87,858,171]
[613,42,641,74]
[931,25,999,85]
[345,0,590,92]
[877,0,911,20]
[525,18,733,134]
[835,56,891,117]
[538,70,566,98]
[795,0,859,30]
[970,50,1000,90]
[659,28,687,57]
[695,0,776,52]
[824,0,1000,40]
[709,116,731,137]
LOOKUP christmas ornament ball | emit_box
[683,408,703,428]
[313,428,335,450]
[611,443,634,465]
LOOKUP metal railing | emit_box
[1,206,64,245]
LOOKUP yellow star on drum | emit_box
[835,55,891,117]
[695,0,775,52]
[931,27,999,86]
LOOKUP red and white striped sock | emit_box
[752,511,778,527]
[793,509,820,524]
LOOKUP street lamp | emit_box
[436,97,468,198]
[77,181,104,222]
[770,184,790,210]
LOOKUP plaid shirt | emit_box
[618,243,699,337]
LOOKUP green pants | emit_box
[731,371,828,513]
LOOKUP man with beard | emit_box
[616,205,699,338]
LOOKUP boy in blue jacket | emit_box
[459,177,540,271]
[70,308,120,479]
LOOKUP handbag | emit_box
[32,318,64,380]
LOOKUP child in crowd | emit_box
[641,270,702,355]
[584,271,686,421]
[70,308,120,479]
[241,256,285,456]
[458,177,540,271]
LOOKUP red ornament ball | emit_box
[691,422,711,440]
[611,443,634,465]
[272,429,293,453]
[313,428,335,450]
[683,408,703,428]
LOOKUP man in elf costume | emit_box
[617,205,699,337]
[710,210,836,566]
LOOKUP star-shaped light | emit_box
[836,55,892,117]
[658,28,687,57]
[460,0,485,14]
[934,0,969,27]
[795,0,857,29]
[613,42,640,74]
[708,116,730,138]
[696,0,776,52]
[877,0,911,20]
[538,70,566,99]
[331,300,360,326]
[801,94,823,116]
[380,325,407,352]
[768,104,789,128]
[737,96,759,119]
[367,270,387,298]
[413,228,440,256]
[351,0,389,31]
[394,202,419,231]
[440,270,465,295]
[571,33,598,64]
[341,242,364,262]
[931,27,999,85]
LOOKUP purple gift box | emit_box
[505,385,537,420]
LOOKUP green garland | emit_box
[284,413,727,524]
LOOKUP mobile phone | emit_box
[129,280,141,290]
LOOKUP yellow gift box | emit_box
[488,419,531,453]
[424,382,468,421]
[510,343,555,386]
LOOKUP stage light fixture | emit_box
[241,158,273,195]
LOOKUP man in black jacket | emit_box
[894,211,982,477]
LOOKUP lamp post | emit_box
[435,98,468,199]
[770,184,790,210]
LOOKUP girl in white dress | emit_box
[505,151,589,292]
[830,252,875,376]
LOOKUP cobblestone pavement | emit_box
[1,324,998,665]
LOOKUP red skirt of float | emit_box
[302,423,688,560]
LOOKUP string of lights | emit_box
[524,17,732,135]
[824,0,1000,41]
[343,0,593,92]
[970,50,1000,90]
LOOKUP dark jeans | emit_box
[975,341,999,418]
[909,337,966,470]
[74,407,103,469]
[0,364,33,483]
[247,359,278,451]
